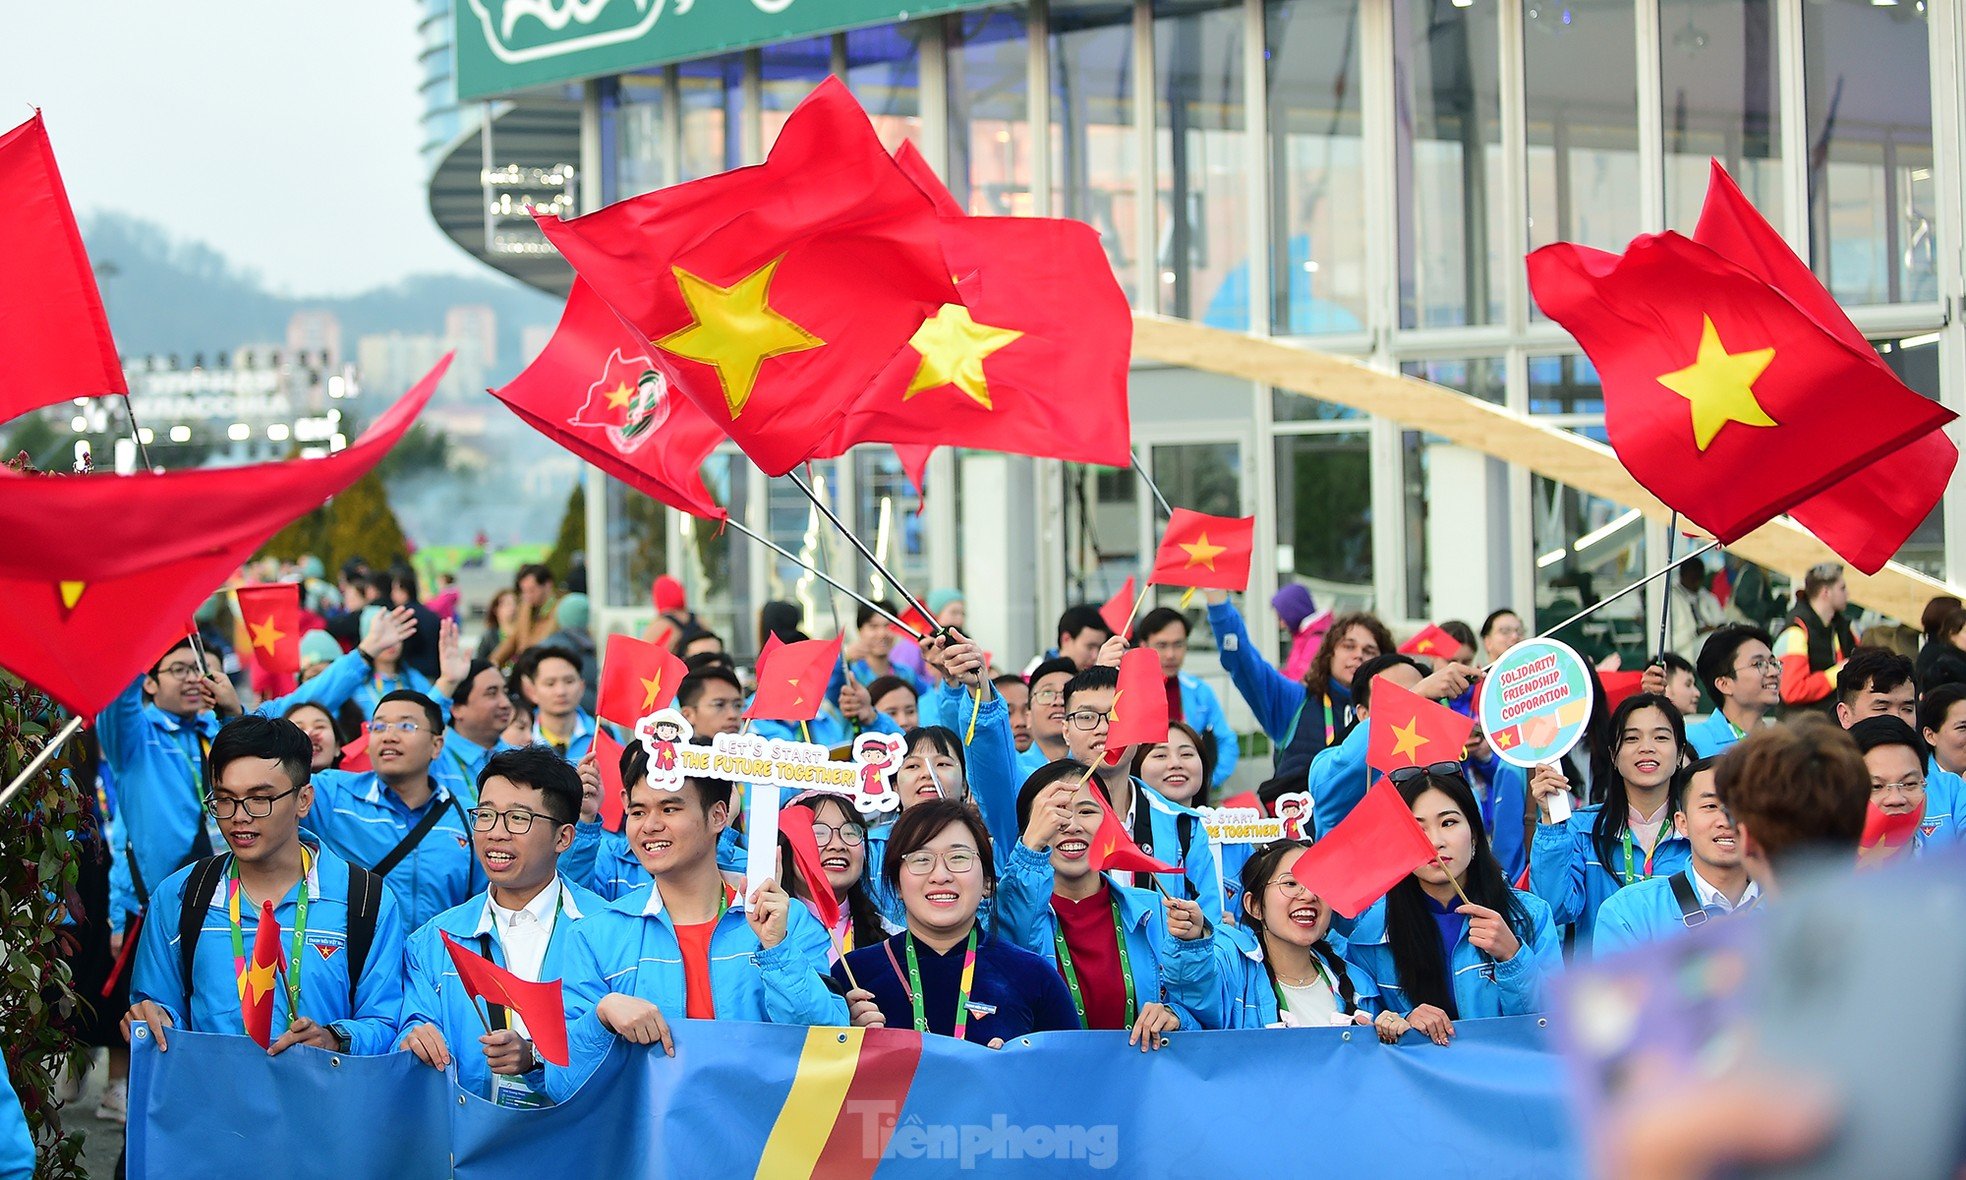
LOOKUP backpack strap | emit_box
[176,855,231,1014]
[1668,871,1709,929]
[342,865,384,1005]
[371,798,453,878]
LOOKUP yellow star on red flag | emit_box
[904,304,1023,410]
[639,673,664,713]
[1388,717,1429,762]
[248,616,288,656]
[655,258,823,419]
[1179,533,1229,571]
[1656,316,1778,451]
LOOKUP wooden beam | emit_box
[1132,312,1960,625]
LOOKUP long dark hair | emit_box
[1303,612,1395,701]
[1383,772,1528,1020]
[1238,840,1358,1016]
[1589,693,1688,873]
[788,794,887,951]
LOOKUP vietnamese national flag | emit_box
[491,278,727,521]
[1148,510,1255,592]
[1097,577,1137,639]
[746,634,844,723]
[0,112,126,421]
[1528,166,1955,556]
[0,357,445,719]
[1599,670,1646,712]
[338,730,373,773]
[596,634,689,729]
[538,78,960,476]
[779,803,842,931]
[242,899,283,1049]
[1365,679,1475,776]
[1859,800,1923,863]
[595,728,627,833]
[1103,648,1169,764]
[1086,778,1177,875]
[440,932,571,1067]
[235,584,303,679]
[1290,780,1440,918]
[1399,623,1461,660]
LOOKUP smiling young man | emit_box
[305,691,483,931]
[438,659,516,799]
[514,646,595,763]
[124,716,406,1057]
[547,748,846,1099]
[1846,717,1943,857]
[1685,625,1780,759]
[1015,657,1081,779]
[1592,759,1756,957]
[399,747,605,1106]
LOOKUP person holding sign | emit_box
[995,763,1212,1051]
[1338,770,1559,1042]
[1592,758,1758,957]
[1528,693,1692,956]
[783,791,899,954]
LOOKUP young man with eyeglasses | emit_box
[304,690,484,931]
[124,715,406,1057]
[1014,657,1080,779]
[1593,758,1758,957]
[1685,625,1780,759]
[546,746,845,1099]
[398,747,605,1106]
[1847,717,1936,859]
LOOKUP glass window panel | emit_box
[1275,432,1373,613]
[1051,0,1140,302]
[1533,477,1646,664]
[1266,0,1367,335]
[678,56,744,180]
[948,7,1035,215]
[1527,352,1605,416]
[1661,0,1780,230]
[1525,0,1641,268]
[760,39,834,154]
[853,449,932,605]
[1804,0,1936,305]
[1402,356,1507,404]
[1064,463,1141,605]
[612,69,668,200]
[604,453,747,644]
[1393,0,1504,328]
[1272,389,1365,421]
[1399,358,1504,620]
[848,25,927,151]
[1873,332,1944,576]
[1155,0,1251,328]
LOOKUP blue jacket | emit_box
[130,842,407,1054]
[100,648,374,920]
[558,820,607,893]
[0,1054,32,1180]
[532,711,597,764]
[1207,599,1349,780]
[435,730,516,805]
[1340,889,1560,1018]
[1122,777,1227,924]
[1164,922,1378,1029]
[1305,726,1524,881]
[1529,805,1692,954]
[1592,870,1758,958]
[399,877,606,1100]
[1465,754,1529,883]
[1922,759,1965,848]
[991,842,1211,1029]
[304,770,485,932]
[749,705,904,750]
[351,666,436,722]
[582,829,653,901]
[548,881,848,1100]
[848,659,926,697]
[1174,673,1239,788]
[1684,712,1747,760]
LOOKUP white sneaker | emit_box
[94,1079,126,1125]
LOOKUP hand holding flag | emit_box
[440,932,571,1067]
[595,728,627,833]
[235,584,303,680]
[1290,781,1439,918]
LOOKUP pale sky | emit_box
[1,1,480,295]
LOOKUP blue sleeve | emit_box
[130,871,188,1028]
[1179,823,1225,925]
[1309,723,1371,837]
[1484,760,1528,883]
[1205,600,1306,741]
[256,648,371,718]
[1528,819,1591,928]
[1491,895,1560,1015]
[1590,892,1644,960]
[1192,681,1239,787]
[990,841,1056,955]
[546,921,616,1102]
[961,689,1021,851]
[398,924,443,1036]
[919,681,964,733]
[760,907,851,1026]
[0,1057,33,1180]
[343,891,407,1055]
[825,659,848,708]
[96,676,148,774]
[1161,928,1232,1029]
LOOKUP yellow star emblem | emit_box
[56,581,86,616]
[1109,690,1122,727]
[654,258,823,418]
[248,616,288,656]
[1655,316,1778,451]
[639,672,663,713]
[1178,532,1229,570]
[604,382,636,410]
[1388,717,1429,762]
[240,958,277,1003]
[1494,731,1515,749]
[903,304,1023,410]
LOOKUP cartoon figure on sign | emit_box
[1272,791,1313,841]
[849,732,905,816]
[633,708,694,792]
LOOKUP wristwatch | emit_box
[329,1022,352,1053]
[520,1038,540,1073]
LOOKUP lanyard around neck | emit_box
[229,847,311,1019]
[1052,891,1136,1029]
[906,928,979,1039]
[1619,817,1673,885]
[1269,953,1338,1021]
[1320,693,1336,744]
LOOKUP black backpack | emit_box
[176,855,383,1014]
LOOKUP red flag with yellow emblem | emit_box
[745,635,844,724]
[235,583,302,680]
[1399,623,1460,660]
[596,634,689,730]
[1102,647,1170,761]
[1364,679,1475,776]
[242,899,283,1049]
[1148,510,1255,592]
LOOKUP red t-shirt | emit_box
[1050,883,1127,1029]
[675,920,718,1020]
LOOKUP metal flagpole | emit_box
[1130,453,1173,519]
[1655,512,1681,659]
[1538,539,1722,640]
[784,468,937,625]
[723,517,924,639]
[0,714,85,812]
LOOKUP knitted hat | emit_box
[1271,584,1316,632]
[556,592,591,631]
[299,629,341,668]
[927,588,963,616]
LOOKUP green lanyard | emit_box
[1618,818,1674,886]
[1052,894,1137,1030]
[905,928,979,1039]
[228,849,310,1019]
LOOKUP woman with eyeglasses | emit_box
[782,792,897,957]
[833,800,1076,1044]
[1529,693,1693,956]
[1341,770,1558,1044]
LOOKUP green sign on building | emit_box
[455,0,988,100]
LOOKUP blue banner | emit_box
[128,1017,1579,1177]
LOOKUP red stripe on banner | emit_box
[810,1028,925,1179]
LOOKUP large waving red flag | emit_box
[1366,679,1476,776]
[1103,648,1170,763]
[779,803,842,931]
[1291,780,1439,918]
[538,78,960,476]
[440,932,571,1067]
[0,357,445,718]
[0,112,126,421]
[596,634,689,730]
[235,584,302,679]
[1148,510,1255,592]
[241,900,283,1049]
[491,278,727,520]
[746,634,845,723]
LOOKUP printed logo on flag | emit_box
[463,0,663,65]
[1477,638,1596,770]
[570,348,671,454]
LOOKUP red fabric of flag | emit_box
[745,635,844,723]
[0,356,445,719]
[440,932,571,1067]
[1399,623,1461,659]
[1104,648,1169,763]
[1097,577,1137,639]
[1365,679,1475,776]
[888,604,934,641]
[235,584,302,680]
[242,899,283,1049]
[338,730,372,773]
[538,78,960,476]
[1086,778,1177,875]
[1148,510,1255,592]
[1599,670,1645,712]
[596,634,689,730]
[595,728,626,833]
[778,803,841,931]
[1290,780,1439,918]
[0,112,126,422]
[1860,800,1923,854]
[491,278,727,520]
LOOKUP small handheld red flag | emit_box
[1365,679,1475,776]
[1398,623,1461,659]
[1097,577,1137,639]
[338,730,373,773]
[889,604,934,641]
[1148,510,1255,592]
[1598,670,1646,713]
[242,899,283,1049]
[440,931,571,1067]
[1086,779,1177,875]
[779,803,841,931]
[1859,800,1923,860]
[596,634,689,729]
[235,584,303,680]
[1103,648,1170,765]
[595,728,627,833]
[1290,780,1439,918]
[745,634,844,723]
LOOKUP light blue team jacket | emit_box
[1164,922,1379,1029]
[1684,711,1747,760]
[305,770,485,933]
[1591,870,1756,958]
[1529,806,1692,955]
[130,842,407,1055]
[399,877,607,1100]
[1305,723,1528,882]
[547,881,847,1101]
[1340,888,1561,1018]
[1922,759,1965,848]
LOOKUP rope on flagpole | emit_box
[1130,453,1173,520]
[1538,539,1722,641]
[786,468,937,625]
[724,518,924,639]
[0,714,85,813]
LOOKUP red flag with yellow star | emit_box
[1290,780,1439,918]
[1398,623,1460,660]
[596,634,688,730]
[1147,510,1255,592]
[234,583,302,680]
[1365,679,1475,776]
[1528,184,1954,551]
[1102,647,1170,761]
[745,634,844,724]
[242,899,283,1049]
[537,78,960,476]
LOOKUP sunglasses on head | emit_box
[1386,761,1465,786]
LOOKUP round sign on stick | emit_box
[1478,638,1596,821]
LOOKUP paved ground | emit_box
[52,1056,126,1177]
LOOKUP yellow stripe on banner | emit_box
[755,1027,865,1179]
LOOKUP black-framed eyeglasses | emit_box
[1065,709,1114,731]
[205,786,301,819]
[1386,761,1465,786]
[469,806,550,834]
[813,820,867,847]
